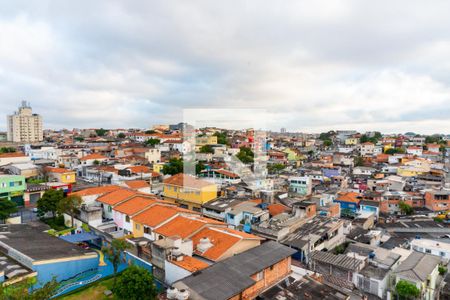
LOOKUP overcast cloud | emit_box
[1,0,449,134]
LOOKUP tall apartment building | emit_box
[7,101,43,143]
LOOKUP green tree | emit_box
[439,265,447,276]
[37,189,64,220]
[146,138,160,147]
[425,135,441,144]
[213,132,228,145]
[145,130,156,134]
[199,145,214,154]
[385,148,405,155]
[236,147,254,164]
[102,239,131,288]
[58,195,82,228]
[268,163,286,174]
[162,158,183,175]
[114,265,157,300]
[323,139,332,147]
[0,277,58,300]
[399,201,413,215]
[354,156,364,167]
[93,160,100,165]
[74,136,84,142]
[395,280,420,299]
[0,147,16,153]
[95,128,107,137]
[0,198,18,221]
[196,161,206,174]
[117,133,126,139]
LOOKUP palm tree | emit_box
[102,239,130,287]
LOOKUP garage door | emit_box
[30,193,40,205]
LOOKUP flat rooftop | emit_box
[0,223,96,262]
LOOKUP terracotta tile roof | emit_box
[336,191,361,203]
[248,199,263,204]
[124,180,150,190]
[154,216,224,239]
[132,204,181,227]
[267,203,290,216]
[0,152,26,158]
[72,185,121,197]
[163,139,183,143]
[44,167,74,174]
[214,169,239,178]
[80,153,108,161]
[191,227,262,261]
[163,173,215,189]
[127,166,151,173]
[169,255,209,273]
[96,188,137,205]
[113,196,158,215]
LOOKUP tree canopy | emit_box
[162,158,184,175]
[95,128,107,137]
[199,145,214,154]
[114,265,157,300]
[37,189,64,219]
[0,147,16,153]
[0,277,58,300]
[399,201,413,215]
[236,146,254,164]
[102,239,131,287]
[395,280,420,299]
[0,198,18,221]
[213,132,228,145]
[145,138,160,146]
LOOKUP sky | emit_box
[1,1,450,134]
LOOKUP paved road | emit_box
[17,207,39,222]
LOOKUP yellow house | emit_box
[196,135,218,146]
[397,166,423,177]
[44,167,76,184]
[383,144,393,153]
[162,173,217,211]
[282,148,300,161]
[152,162,165,174]
[345,138,359,145]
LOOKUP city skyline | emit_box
[1,1,450,134]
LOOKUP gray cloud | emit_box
[0,0,450,134]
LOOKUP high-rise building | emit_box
[280,127,287,134]
[7,101,43,143]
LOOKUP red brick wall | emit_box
[239,257,291,300]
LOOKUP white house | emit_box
[411,238,450,259]
[145,148,161,163]
[406,146,423,156]
[360,142,375,156]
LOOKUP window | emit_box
[126,216,130,223]
[425,249,431,254]
[135,224,140,230]
[193,207,201,212]
[440,251,446,257]
[255,271,264,281]
[144,227,151,234]
[108,206,112,212]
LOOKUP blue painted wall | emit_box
[33,256,99,287]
